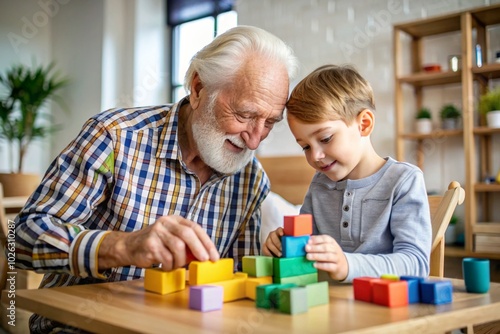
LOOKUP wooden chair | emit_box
[428,181,465,278]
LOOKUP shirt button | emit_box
[346,192,352,196]
[343,205,349,212]
[343,221,349,228]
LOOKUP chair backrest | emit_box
[428,181,465,277]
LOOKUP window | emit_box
[168,0,237,102]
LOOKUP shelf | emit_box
[472,223,500,234]
[395,12,461,38]
[398,71,461,87]
[473,127,500,135]
[401,129,463,140]
[473,63,500,80]
[471,3,500,26]
[445,245,500,259]
[475,183,500,192]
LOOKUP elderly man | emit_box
[14,25,298,332]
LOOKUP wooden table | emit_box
[6,278,500,334]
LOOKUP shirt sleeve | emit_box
[343,170,431,282]
[15,118,115,279]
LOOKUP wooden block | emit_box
[279,287,309,314]
[305,281,329,307]
[380,274,399,281]
[186,248,196,264]
[282,235,310,258]
[273,256,317,279]
[144,268,186,295]
[245,276,273,300]
[283,214,313,236]
[189,285,223,312]
[269,283,297,309]
[420,280,453,305]
[256,283,296,309]
[210,272,248,302]
[353,277,377,303]
[273,272,318,285]
[242,256,273,277]
[188,258,234,285]
[400,276,425,304]
[372,280,409,307]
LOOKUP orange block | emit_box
[283,214,313,236]
[372,279,408,307]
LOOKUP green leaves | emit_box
[0,62,69,173]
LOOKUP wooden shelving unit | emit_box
[393,4,500,259]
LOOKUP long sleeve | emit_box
[15,118,115,279]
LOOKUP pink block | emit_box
[189,285,223,312]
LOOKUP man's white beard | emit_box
[192,96,254,174]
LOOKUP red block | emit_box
[372,279,409,307]
[283,214,313,236]
[353,277,378,302]
[186,248,196,264]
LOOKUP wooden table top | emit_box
[7,277,500,334]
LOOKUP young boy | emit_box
[263,64,431,283]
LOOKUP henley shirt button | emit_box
[343,221,349,228]
[346,192,352,196]
[343,205,349,212]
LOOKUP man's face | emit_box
[192,58,290,174]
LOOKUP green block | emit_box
[256,283,296,309]
[305,281,329,307]
[274,272,318,285]
[279,287,308,314]
[381,274,399,281]
[273,256,317,278]
[242,256,273,277]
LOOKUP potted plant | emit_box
[415,107,433,134]
[439,104,461,130]
[0,63,68,196]
[478,87,500,128]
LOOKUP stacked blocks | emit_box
[247,214,328,315]
[353,275,452,307]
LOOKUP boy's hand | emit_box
[262,227,284,257]
[305,234,348,281]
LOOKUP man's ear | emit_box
[357,109,375,136]
[189,72,204,109]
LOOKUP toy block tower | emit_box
[273,214,317,285]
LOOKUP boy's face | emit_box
[288,115,366,181]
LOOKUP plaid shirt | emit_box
[15,100,269,330]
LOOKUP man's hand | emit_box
[98,215,219,271]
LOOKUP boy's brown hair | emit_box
[286,64,376,124]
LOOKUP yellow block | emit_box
[211,272,248,302]
[144,268,186,295]
[380,274,399,281]
[245,276,273,300]
[188,258,234,285]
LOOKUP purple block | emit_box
[189,285,223,312]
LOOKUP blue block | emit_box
[420,280,453,305]
[400,276,425,304]
[282,235,310,258]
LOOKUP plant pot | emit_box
[445,224,456,245]
[0,173,40,197]
[486,110,500,128]
[441,118,460,130]
[415,119,433,134]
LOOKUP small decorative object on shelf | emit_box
[422,64,441,72]
[478,87,500,128]
[448,55,461,72]
[439,104,461,130]
[415,107,433,134]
